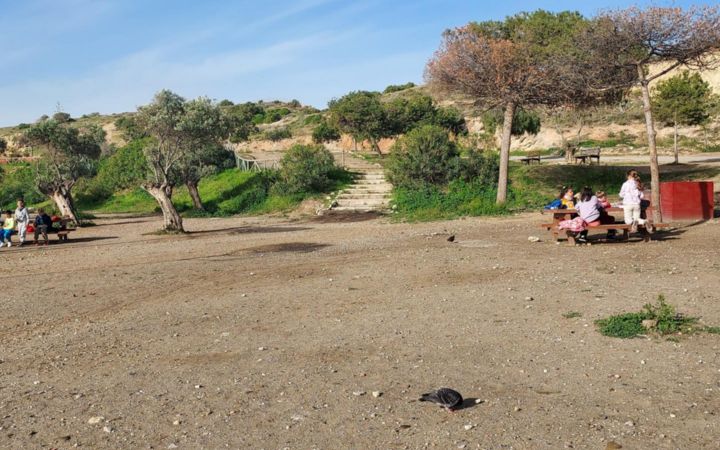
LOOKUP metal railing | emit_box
[233,149,350,171]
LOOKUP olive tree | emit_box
[175,98,232,210]
[135,90,228,231]
[24,120,104,223]
[583,6,720,221]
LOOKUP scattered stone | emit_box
[624,420,634,427]
[464,424,474,430]
[173,420,181,425]
[474,399,484,404]
[353,391,366,396]
[528,236,541,242]
[525,296,534,301]
[87,416,104,425]
[641,319,657,330]
[514,406,521,412]
[372,391,382,398]
[102,425,112,433]
[258,347,267,351]
[168,444,178,449]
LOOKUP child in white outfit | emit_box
[619,169,645,232]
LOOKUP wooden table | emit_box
[540,207,663,244]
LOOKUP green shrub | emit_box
[274,144,336,194]
[304,114,323,125]
[312,120,341,143]
[75,139,150,205]
[458,149,499,186]
[595,295,699,339]
[264,127,292,141]
[0,163,45,209]
[383,82,416,94]
[386,125,461,188]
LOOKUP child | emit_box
[560,186,575,209]
[574,187,601,243]
[596,191,612,209]
[14,199,29,246]
[0,211,14,247]
[34,209,52,246]
[619,169,646,233]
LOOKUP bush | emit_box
[458,149,499,186]
[52,112,72,123]
[0,163,45,209]
[595,295,699,338]
[75,139,150,205]
[386,125,461,188]
[264,127,292,141]
[274,144,336,194]
[383,82,416,94]
[312,121,341,143]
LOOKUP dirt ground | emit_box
[1,212,719,449]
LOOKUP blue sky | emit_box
[0,0,705,126]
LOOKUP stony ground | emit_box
[1,212,719,449]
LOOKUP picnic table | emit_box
[540,207,669,244]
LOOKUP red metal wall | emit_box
[660,181,715,221]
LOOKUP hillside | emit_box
[2,62,719,158]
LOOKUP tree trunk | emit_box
[144,184,184,232]
[186,180,204,210]
[638,66,662,223]
[51,187,80,225]
[496,101,516,204]
[673,120,679,165]
[369,138,382,156]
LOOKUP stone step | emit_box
[342,189,392,195]
[353,180,390,186]
[335,198,389,207]
[331,206,385,212]
[337,193,390,200]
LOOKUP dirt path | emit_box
[1,213,719,449]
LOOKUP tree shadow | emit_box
[186,225,312,237]
[312,211,384,223]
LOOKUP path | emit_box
[331,153,391,212]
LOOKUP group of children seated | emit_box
[545,169,653,243]
[0,199,62,248]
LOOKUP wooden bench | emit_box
[574,147,601,165]
[520,151,542,165]
[540,207,669,245]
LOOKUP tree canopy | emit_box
[24,119,105,223]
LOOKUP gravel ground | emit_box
[1,212,719,449]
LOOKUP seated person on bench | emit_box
[34,209,53,246]
[575,187,616,242]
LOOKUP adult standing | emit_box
[14,199,29,247]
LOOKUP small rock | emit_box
[528,236,541,242]
[669,413,676,418]
[464,424,474,430]
[87,416,104,425]
[641,319,657,330]
[353,391,366,396]
[525,296,533,301]
[172,420,181,425]
[258,347,267,351]
[624,420,634,427]
[514,406,521,412]
[168,444,178,449]
[371,391,382,398]
[474,398,484,404]
[102,425,112,433]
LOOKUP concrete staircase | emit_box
[331,154,392,212]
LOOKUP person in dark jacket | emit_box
[34,209,52,246]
